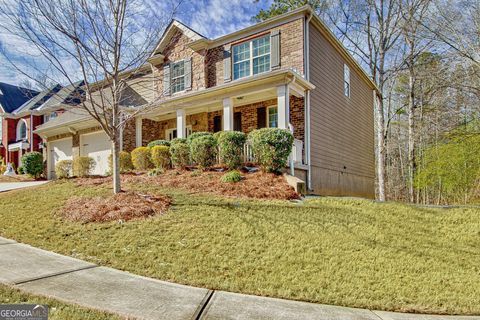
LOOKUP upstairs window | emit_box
[171,60,185,93]
[344,64,350,97]
[17,119,27,141]
[233,35,270,80]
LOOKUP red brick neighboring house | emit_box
[0,82,83,169]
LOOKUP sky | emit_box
[0,0,271,87]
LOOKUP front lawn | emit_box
[0,179,479,315]
[0,285,120,320]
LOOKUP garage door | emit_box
[49,138,73,179]
[80,131,111,176]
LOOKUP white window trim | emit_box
[267,105,278,128]
[165,125,192,141]
[16,119,28,141]
[233,35,271,80]
[344,64,351,98]
[171,60,185,94]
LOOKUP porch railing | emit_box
[216,139,304,166]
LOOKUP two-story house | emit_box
[0,82,84,169]
[35,5,378,198]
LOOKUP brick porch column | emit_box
[176,109,186,138]
[222,97,234,131]
[135,117,142,147]
[277,84,290,129]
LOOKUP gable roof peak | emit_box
[152,19,206,55]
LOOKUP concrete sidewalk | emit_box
[0,237,478,320]
[0,181,49,193]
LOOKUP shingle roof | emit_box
[34,108,90,133]
[0,82,39,113]
[12,84,63,115]
[38,81,84,110]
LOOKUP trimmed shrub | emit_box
[131,147,153,171]
[17,166,25,175]
[190,135,217,169]
[55,160,73,179]
[73,156,95,177]
[21,152,44,178]
[186,132,211,144]
[147,140,170,148]
[216,131,247,170]
[170,138,187,146]
[150,145,170,169]
[108,151,134,173]
[170,140,190,169]
[248,128,294,173]
[220,170,242,183]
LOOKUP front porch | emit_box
[125,70,313,167]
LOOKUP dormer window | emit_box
[17,119,27,141]
[171,60,185,93]
[233,35,271,80]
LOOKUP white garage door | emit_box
[80,131,111,176]
[49,138,73,179]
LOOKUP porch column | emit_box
[176,109,186,138]
[223,97,234,131]
[135,117,142,147]
[277,84,290,129]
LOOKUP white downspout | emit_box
[304,12,313,191]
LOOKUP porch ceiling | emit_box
[142,69,313,121]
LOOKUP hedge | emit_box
[73,156,95,177]
[150,145,170,169]
[147,140,170,148]
[248,128,294,173]
[55,160,73,179]
[21,152,44,179]
[190,134,217,169]
[216,131,246,170]
[131,147,152,171]
[108,151,134,173]
[169,138,190,169]
[220,170,242,183]
[186,132,211,144]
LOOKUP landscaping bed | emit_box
[0,181,479,315]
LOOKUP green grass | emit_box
[0,180,479,315]
[0,284,121,320]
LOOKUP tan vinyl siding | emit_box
[308,22,375,198]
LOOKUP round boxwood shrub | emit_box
[55,160,73,179]
[169,139,190,169]
[73,156,95,177]
[131,147,153,171]
[186,132,211,144]
[220,170,242,183]
[21,151,44,178]
[108,151,134,173]
[147,140,170,148]
[190,135,217,169]
[248,128,294,173]
[150,145,170,169]
[216,131,246,170]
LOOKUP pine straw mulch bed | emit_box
[128,169,300,200]
[60,191,171,223]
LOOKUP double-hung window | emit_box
[233,35,270,80]
[171,60,185,94]
[344,64,350,97]
[267,106,278,128]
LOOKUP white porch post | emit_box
[176,109,186,138]
[135,117,142,147]
[277,84,290,129]
[223,97,234,131]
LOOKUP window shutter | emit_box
[257,107,266,129]
[184,57,192,90]
[163,63,171,96]
[270,30,281,70]
[223,44,232,82]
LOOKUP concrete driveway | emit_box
[0,181,49,192]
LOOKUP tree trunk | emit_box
[112,134,121,194]
[407,68,416,203]
[376,94,387,202]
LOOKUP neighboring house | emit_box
[35,5,379,198]
[0,82,83,168]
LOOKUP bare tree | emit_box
[0,0,180,193]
